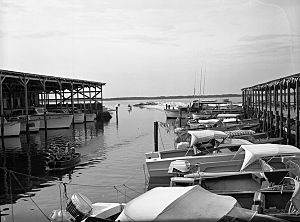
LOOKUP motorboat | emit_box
[9,115,40,133]
[146,143,300,185]
[169,176,300,221]
[50,186,286,221]
[73,108,85,124]
[30,107,73,129]
[0,119,21,137]
[45,152,81,171]
[164,106,190,119]
[85,113,96,122]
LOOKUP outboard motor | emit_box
[50,193,93,222]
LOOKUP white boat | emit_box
[74,112,85,124]
[85,113,96,122]
[51,186,284,221]
[30,107,73,129]
[164,106,189,119]
[20,119,40,132]
[146,142,300,183]
[0,120,21,137]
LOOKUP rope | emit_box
[9,172,15,222]
[10,172,51,221]
[123,184,143,195]
[59,183,64,222]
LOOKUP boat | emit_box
[164,106,190,119]
[146,143,300,185]
[187,117,261,131]
[85,113,96,122]
[73,108,85,124]
[51,186,285,221]
[30,107,73,129]
[190,99,244,115]
[169,176,300,221]
[45,152,81,171]
[0,119,21,137]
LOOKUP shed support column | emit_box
[89,85,92,114]
[71,82,74,125]
[0,75,5,138]
[82,84,86,122]
[287,82,291,145]
[257,89,261,119]
[296,79,300,147]
[279,83,283,138]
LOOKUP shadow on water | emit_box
[0,119,108,206]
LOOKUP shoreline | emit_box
[103,94,241,101]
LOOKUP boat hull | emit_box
[164,109,189,119]
[73,113,85,124]
[20,120,40,133]
[0,121,21,137]
[46,153,81,171]
[85,113,96,122]
[31,114,73,129]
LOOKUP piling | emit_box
[154,121,159,152]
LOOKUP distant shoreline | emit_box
[103,94,241,101]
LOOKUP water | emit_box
[0,96,241,222]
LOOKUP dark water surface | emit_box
[0,97,241,221]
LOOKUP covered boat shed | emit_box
[0,69,106,133]
[241,72,300,147]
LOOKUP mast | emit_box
[202,63,206,95]
[199,64,203,99]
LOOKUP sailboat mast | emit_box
[202,63,206,95]
[199,65,203,99]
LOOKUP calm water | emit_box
[0,97,241,222]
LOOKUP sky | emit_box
[0,0,299,98]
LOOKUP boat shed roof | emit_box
[0,69,106,93]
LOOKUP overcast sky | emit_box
[0,0,299,98]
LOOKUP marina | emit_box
[1,0,300,221]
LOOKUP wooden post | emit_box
[71,82,74,125]
[82,84,86,122]
[257,88,261,119]
[296,78,300,147]
[287,81,291,145]
[279,83,283,138]
[0,75,5,138]
[154,121,159,152]
[89,85,92,113]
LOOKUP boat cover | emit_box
[222,118,241,123]
[116,185,255,221]
[197,119,220,124]
[188,130,228,146]
[217,113,241,118]
[234,144,300,171]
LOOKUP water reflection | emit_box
[0,120,107,206]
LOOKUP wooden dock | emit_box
[242,73,300,147]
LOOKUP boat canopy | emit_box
[234,144,300,171]
[116,185,255,221]
[217,113,241,119]
[188,130,228,146]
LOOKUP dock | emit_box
[0,69,106,134]
[242,72,300,147]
